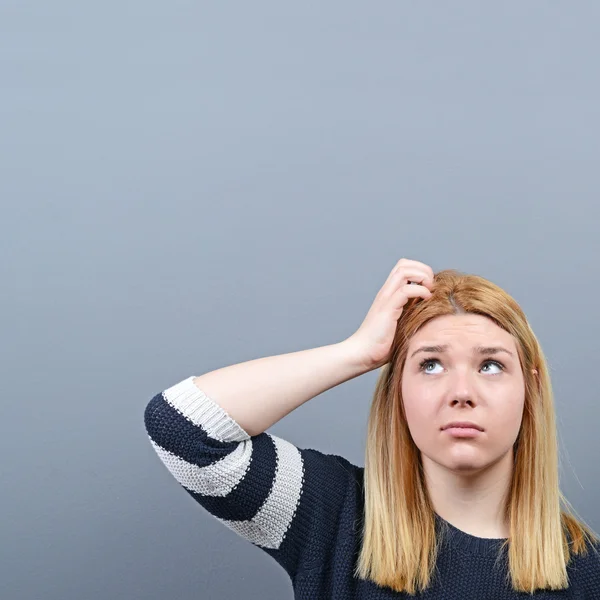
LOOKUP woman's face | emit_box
[401,314,527,474]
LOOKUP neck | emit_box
[422,449,513,539]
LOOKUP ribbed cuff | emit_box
[164,375,252,443]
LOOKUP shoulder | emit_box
[567,539,600,589]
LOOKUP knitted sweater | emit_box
[143,375,600,599]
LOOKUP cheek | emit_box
[402,376,433,411]
[489,379,526,418]
[402,392,436,438]
[496,395,526,430]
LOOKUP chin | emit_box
[446,460,488,474]
[432,450,490,474]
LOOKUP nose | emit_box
[451,391,475,407]
[449,369,476,406]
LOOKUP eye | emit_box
[418,358,505,375]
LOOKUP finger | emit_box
[400,259,435,283]
[384,268,433,298]
[413,261,435,282]
[387,283,432,310]
[385,257,414,283]
[387,258,434,287]
[378,270,429,303]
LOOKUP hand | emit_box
[344,258,434,371]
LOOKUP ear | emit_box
[531,368,538,376]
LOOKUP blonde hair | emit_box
[354,269,599,595]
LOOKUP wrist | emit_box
[337,337,379,376]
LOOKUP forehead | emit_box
[409,314,515,348]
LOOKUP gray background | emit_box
[2,2,599,599]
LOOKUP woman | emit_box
[143,258,600,597]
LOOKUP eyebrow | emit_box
[409,344,515,359]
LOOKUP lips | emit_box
[442,421,484,432]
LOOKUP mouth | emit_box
[443,426,483,438]
[442,422,484,432]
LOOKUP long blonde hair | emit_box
[354,269,599,595]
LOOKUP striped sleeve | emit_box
[143,375,358,581]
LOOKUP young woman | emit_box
[144,258,600,597]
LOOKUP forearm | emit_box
[192,339,370,436]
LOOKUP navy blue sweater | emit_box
[143,375,600,598]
